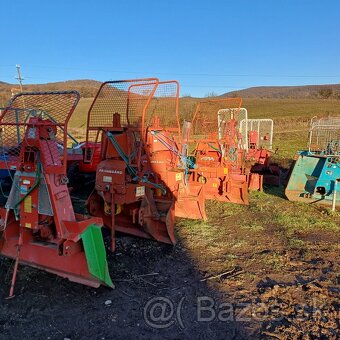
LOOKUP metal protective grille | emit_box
[218,108,248,149]
[308,116,340,155]
[239,118,274,151]
[86,79,159,143]
[0,91,80,167]
[0,91,79,124]
[145,80,179,131]
[191,98,243,138]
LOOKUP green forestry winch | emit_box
[285,116,340,209]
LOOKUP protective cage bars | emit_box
[0,91,80,174]
[85,78,160,145]
[191,98,243,139]
[239,118,274,151]
[308,117,340,155]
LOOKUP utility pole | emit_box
[14,64,26,110]
[15,64,24,92]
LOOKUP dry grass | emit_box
[177,189,340,275]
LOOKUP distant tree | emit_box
[0,93,7,107]
[319,88,333,99]
[204,91,218,98]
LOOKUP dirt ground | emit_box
[0,235,249,339]
[0,188,339,339]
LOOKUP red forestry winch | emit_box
[0,92,113,296]
[141,80,206,220]
[184,99,250,205]
[79,79,177,251]
[230,112,280,189]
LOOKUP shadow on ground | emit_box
[0,231,251,339]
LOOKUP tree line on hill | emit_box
[1,80,340,107]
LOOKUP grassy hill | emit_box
[222,84,340,99]
[2,80,340,104]
[0,79,102,106]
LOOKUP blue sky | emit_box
[1,0,339,96]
